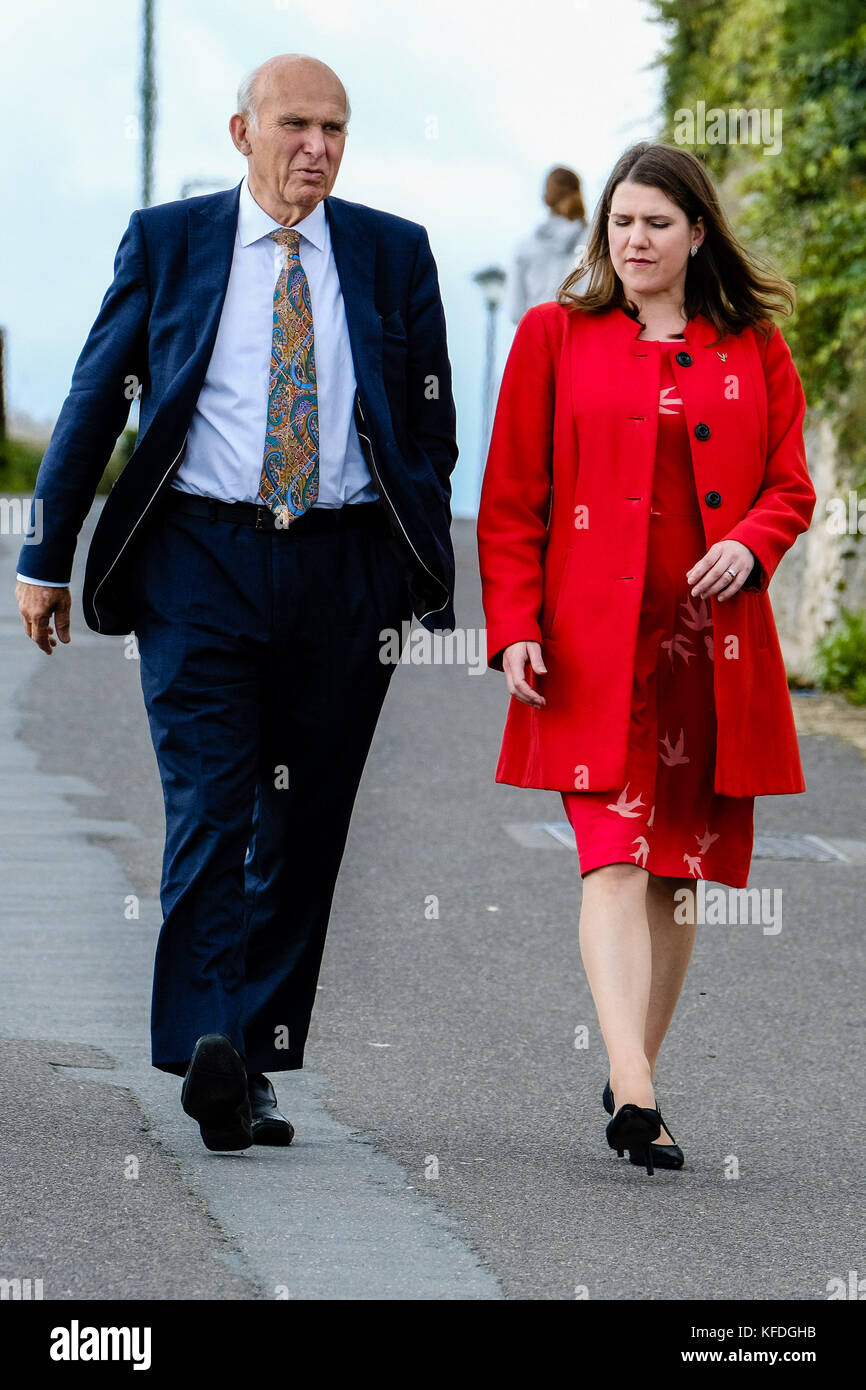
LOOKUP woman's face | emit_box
[607,180,703,302]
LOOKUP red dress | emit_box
[561,339,755,886]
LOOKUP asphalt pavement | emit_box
[1,504,864,1301]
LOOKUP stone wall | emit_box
[774,412,866,680]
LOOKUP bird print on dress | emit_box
[606,783,645,817]
[681,594,712,631]
[659,729,689,766]
[662,632,694,666]
[696,826,720,854]
[683,852,704,878]
[659,385,683,414]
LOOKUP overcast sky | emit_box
[1,0,665,515]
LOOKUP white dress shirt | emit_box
[175,177,376,507]
[18,177,376,585]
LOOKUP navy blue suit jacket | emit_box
[18,183,458,633]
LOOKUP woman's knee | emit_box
[584,862,648,893]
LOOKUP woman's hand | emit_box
[503,641,547,707]
[686,540,756,603]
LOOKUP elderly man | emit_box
[15,55,457,1152]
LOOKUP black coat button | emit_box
[705,490,722,508]
[694,422,711,441]
[675,351,693,367]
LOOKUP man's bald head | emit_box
[230,53,350,225]
[237,55,350,131]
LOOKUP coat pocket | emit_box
[380,308,407,342]
[543,546,575,638]
[747,593,770,651]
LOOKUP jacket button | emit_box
[675,351,693,367]
[694,422,711,441]
[705,490,722,508]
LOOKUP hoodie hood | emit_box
[530,212,586,251]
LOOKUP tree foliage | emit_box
[649,0,866,482]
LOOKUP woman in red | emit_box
[477,143,815,1174]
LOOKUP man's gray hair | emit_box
[236,62,351,129]
[237,68,260,128]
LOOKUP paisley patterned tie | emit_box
[260,227,319,525]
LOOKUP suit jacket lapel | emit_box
[187,183,242,351]
[324,195,383,394]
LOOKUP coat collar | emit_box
[613,305,722,355]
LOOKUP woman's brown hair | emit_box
[544,166,586,223]
[558,142,794,341]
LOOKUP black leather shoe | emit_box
[181,1034,252,1152]
[248,1073,294,1146]
[603,1078,685,1170]
[606,1102,662,1175]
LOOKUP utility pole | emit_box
[140,0,156,206]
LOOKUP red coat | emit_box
[476,303,816,797]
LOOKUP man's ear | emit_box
[229,112,251,156]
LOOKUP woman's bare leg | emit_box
[578,862,656,1113]
[579,866,697,1144]
[645,873,697,1070]
[643,873,697,1141]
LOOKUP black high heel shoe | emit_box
[603,1079,685,1171]
[605,1103,662,1175]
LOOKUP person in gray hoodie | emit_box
[510,166,589,322]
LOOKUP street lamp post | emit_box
[472,265,507,504]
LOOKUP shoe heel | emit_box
[626,1143,655,1175]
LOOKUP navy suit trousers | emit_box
[132,498,412,1075]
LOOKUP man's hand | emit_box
[503,640,547,707]
[15,582,72,654]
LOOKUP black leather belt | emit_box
[161,488,386,534]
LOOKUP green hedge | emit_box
[814,608,866,704]
[0,427,137,497]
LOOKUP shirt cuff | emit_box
[16,574,69,587]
